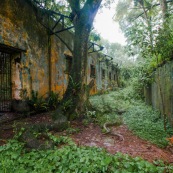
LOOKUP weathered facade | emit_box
[144,61,173,126]
[0,0,118,112]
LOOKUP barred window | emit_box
[109,72,111,80]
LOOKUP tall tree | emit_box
[61,0,102,119]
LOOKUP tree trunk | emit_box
[159,0,168,20]
[139,2,153,50]
[63,19,91,119]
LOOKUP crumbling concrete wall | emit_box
[144,61,173,126]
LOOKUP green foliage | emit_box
[47,133,75,146]
[130,74,152,100]
[69,75,81,95]
[89,30,101,42]
[29,91,48,113]
[124,103,173,148]
[115,0,173,77]
[94,89,110,96]
[90,88,131,112]
[82,109,97,126]
[119,62,155,99]
[61,99,73,112]
[47,91,60,109]
[86,110,97,119]
[96,114,123,130]
[29,90,60,113]
[65,127,80,135]
[154,19,173,62]
[83,107,122,128]
[99,39,132,66]
[1,137,173,173]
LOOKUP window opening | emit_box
[90,64,96,78]
[102,69,105,79]
[65,55,72,74]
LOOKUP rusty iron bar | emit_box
[30,0,74,34]
[88,42,104,54]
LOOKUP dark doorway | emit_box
[0,51,11,112]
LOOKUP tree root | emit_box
[103,122,124,141]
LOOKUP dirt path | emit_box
[71,122,173,163]
[0,113,173,163]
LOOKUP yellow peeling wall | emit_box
[0,0,50,100]
[50,36,69,97]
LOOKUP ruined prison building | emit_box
[0,0,119,112]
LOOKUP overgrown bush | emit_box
[47,91,60,109]
[29,91,48,113]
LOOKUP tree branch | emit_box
[55,34,73,53]
[131,0,172,22]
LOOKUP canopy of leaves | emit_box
[114,0,173,74]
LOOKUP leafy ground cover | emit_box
[0,135,173,173]
[123,103,173,148]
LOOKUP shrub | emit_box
[28,90,60,113]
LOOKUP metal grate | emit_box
[0,52,11,112]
